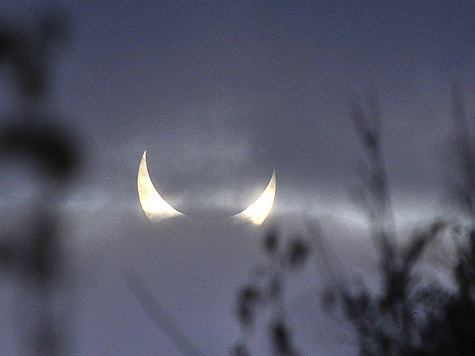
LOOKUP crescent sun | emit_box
[232,169,276,225]
[137,151,183,220]
[137,150,276,225]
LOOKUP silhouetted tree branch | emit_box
[233,85,473,355]
[123,269,206,356]
[328,86,474,356]
[231,229,310,355]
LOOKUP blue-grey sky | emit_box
[0,1,473,355]
[2,1,473,216]
[62,0,474,218]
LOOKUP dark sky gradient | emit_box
[0,1,473,355]
[61,0,473,218]
[3,1,473,217]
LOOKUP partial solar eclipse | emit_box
[137,151,276,225]
[137,151,183,220]
[232,169,276,225]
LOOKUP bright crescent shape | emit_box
[233,170,276,225]
[137,151,183,221]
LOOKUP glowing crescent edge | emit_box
[137,151,183,221]
[233,170,276,225]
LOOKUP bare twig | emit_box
[122,268,205,356]
[451,81,474,216]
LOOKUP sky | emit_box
[0,1,473,355]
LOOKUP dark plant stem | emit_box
[123,269,206,356]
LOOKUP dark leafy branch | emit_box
[327,86,474,356]
[230,229,310,356]
[232,85,473,355]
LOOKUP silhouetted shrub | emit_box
[233,85,473,355]
[327,86,474,356]
[330,221,474,356]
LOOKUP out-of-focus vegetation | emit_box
[1,9,80,355]
[330,85,474,356]
[231,86,474,355]
[231,230,309,355]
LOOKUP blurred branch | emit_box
[306,220,346,289]
[336,85,475,356]
[231,230,309,355]
[349,92,396,263]
[450,81,474,216]
[122,269,205,356]
[0,8,78,356]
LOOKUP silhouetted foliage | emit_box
[232,230,309,355]
[237,285,261,327]
[331,221,474,356]
[233,86,473,355]
[230,342,251,356]
[263,229,279,254]
[287,238,308,269]
[325,86,475,356]
[269,321,294,355]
